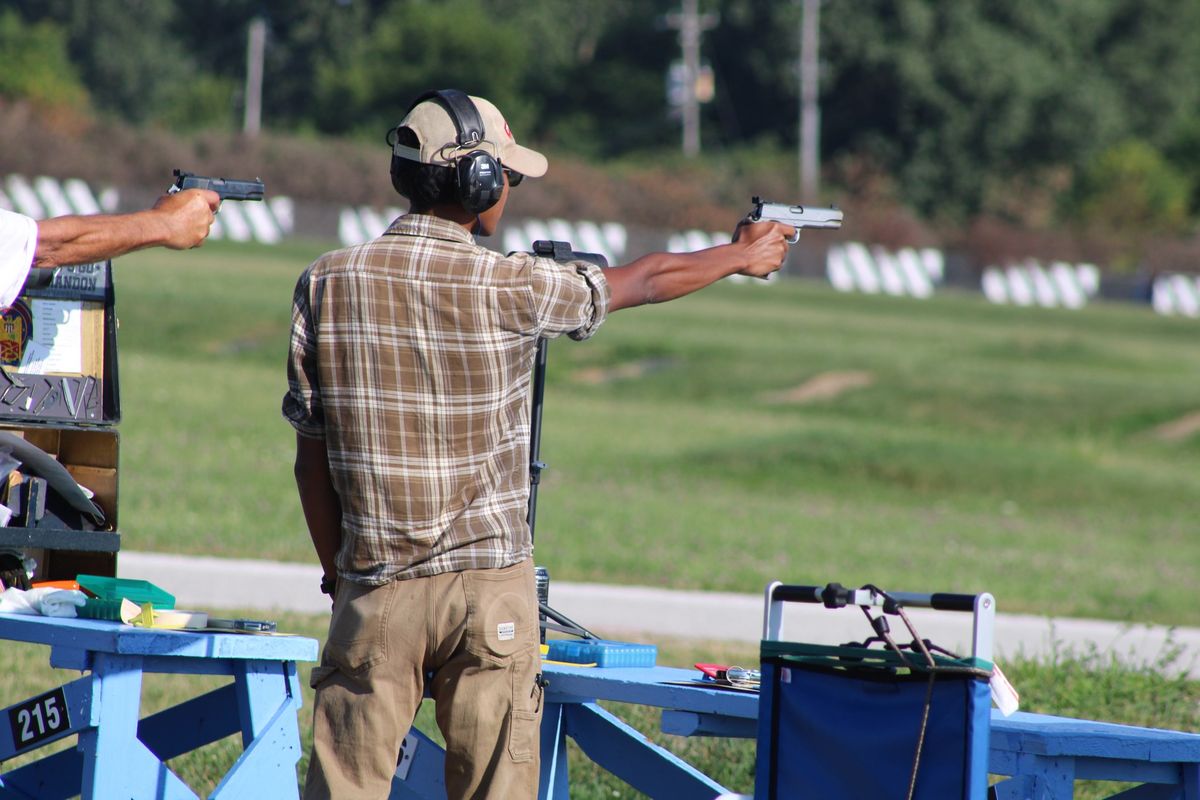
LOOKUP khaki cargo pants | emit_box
[304,559,543,800]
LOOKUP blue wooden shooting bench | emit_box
[529,663,1200,800]
[385,659,1200,799]
[385,579,1200,799]
[0,613,318,800]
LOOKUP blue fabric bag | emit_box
[755,641,992,800]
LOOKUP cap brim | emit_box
[502,143,548,178]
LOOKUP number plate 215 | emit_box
[8,687,70,752]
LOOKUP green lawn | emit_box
[108,239,1200,626]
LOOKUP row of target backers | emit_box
[1,174,294,245]
[1151,273,1200,318]
[984,264,1200,318]
[826,242,945,298]
[1,174,117,217]
[981,262,1101,309]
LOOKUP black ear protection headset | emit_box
[388,89,504,215]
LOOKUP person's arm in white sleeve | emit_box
[0,209,38,307]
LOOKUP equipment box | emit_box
[0,262,121,581]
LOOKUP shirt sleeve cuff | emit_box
[567,260,611,341]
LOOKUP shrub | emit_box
[1069,140,1193,235]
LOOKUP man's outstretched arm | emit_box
[33,189,220,268]
[603,220,793,311]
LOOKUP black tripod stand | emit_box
[524,241,604,642]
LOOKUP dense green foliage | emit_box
[0,9,89,114]
[5,1,1200,228]
[821,1,1200,221]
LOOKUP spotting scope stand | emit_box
[522,240,606,642]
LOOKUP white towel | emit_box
[0,587,88,617]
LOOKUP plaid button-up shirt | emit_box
[283,214,610,585]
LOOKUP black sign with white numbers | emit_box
[8,687,70,752]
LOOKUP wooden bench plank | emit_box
[991,712,1200,763]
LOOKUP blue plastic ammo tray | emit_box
[546,638,658,668]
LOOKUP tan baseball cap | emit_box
[393,93,548,179]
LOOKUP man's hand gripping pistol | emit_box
[747,196,842,243]
[170,169,265,201]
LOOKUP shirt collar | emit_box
[385,213,476,246]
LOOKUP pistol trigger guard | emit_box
[786,229,801,245]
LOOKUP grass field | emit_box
[110,239,1200,626]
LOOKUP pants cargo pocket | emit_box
[509,708,539,763]
[323,580,397,680]
[309,664,338,689]
[508,652,542,762]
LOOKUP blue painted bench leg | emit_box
[212,694,303,799]
[207,661,303,799]
[991,754,1075,800]
[564,702,731,800]
[539,702,569,800]
[390,728,448,799]
[78,653,196,800]
[385,701,734,799]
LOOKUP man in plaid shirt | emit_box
[284,89,792,799]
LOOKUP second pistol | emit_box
[171,169,265,201]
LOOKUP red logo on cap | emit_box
[504,121,513,141]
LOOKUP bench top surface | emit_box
[989,710,1200,761]
[0,612,319,662]
[542,663,758,717]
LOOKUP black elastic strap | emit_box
[407,89,485,148]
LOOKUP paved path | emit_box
[120,551,1200,679]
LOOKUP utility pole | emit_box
[244,16,266,136]
[798,0,821,199]
[665,0,717,157]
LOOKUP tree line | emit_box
[4,0,1200,260]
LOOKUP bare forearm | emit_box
[33,189,219,268]
[605,243,749,310]
[603,221,793,311]
[294,434,342,578]
[34,212,174,268]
